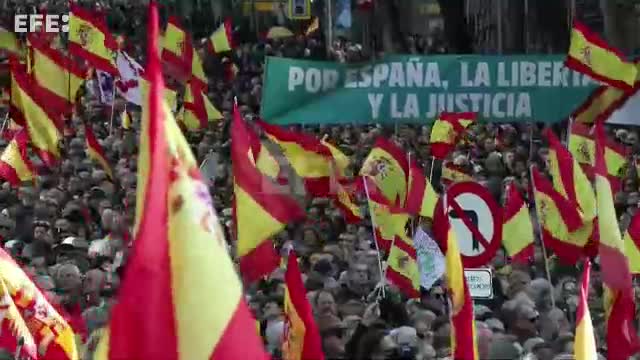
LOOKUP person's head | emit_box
[513,302,539,338]
[355,328,397,360]
[54,218,74,240]
[302,227,321,249]
[262,296,283,320]
[349,261,369,286]
[54,263,83,292]
[314,290,337,316]
[507,270,531,298]
[83,268,106,306]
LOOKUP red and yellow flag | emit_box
[572,86,629,124]
[429,112,476,159]
[0,130,35,187]
[68,3,118,75]
[0,276,37,359]
[29,34,88,104]
[0,248,78,359]
[84,124,113,179]
[233,108,305,283]
[441,162,472,187]
[94,5,269,359]
[406,158,439,218]
[568,122,628,192]
[574,260,597,360]
[594,122,640,360]
[209,20,234,54]
[332,180,363,223]
[362,177,407,253]
[386,229,420,298]
[258,120,349,197]
[181,82,222,131]
[566,21,637,91]
[502,182,534,263]
[10,60,63,167]
[624,210,640,274]
[440,196,478,360]
[360,137,410,206]
[121,110,132,130]
[161,17,207,88]
[531,167,586,264]
[282,252,324,360]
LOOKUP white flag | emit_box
[115,51,144,106]
[413,227,445,290]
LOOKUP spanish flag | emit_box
[441,162,472,187]
[406,158,439,218]
[429,112,476,159]
[0,248,78,360]
[624,211,640,274]
[566,21,637,91]
[10,60,63,167]
[68,3,118,75]
[574,260,597,360]
[360,137,410,206]
[181,82,222,131]
[233,107,305,283]
[0,277,37,359]
[140,76,178,111]
[439,195,478,360]
[363,176,408,253]
[572,86,628,124]
[161,17,207,88]
[386,227,421,298]
[0,130,35,187]
[282,252,324,360]
[502,182,534,263]
[332,180,363,223]
[568,121,628,192]
[209,19,234,54]
[29,34,88,104]
[84,123,113,179]
[531,167,587,264]
[257,120,349,196]
[0,28,19,56]
[94,4,269,359]
[594,122,640,360]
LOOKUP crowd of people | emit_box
[0,2,639,360]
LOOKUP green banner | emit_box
[260,55,599,125]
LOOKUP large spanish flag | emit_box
[233,108,305,283]
[29,34,88,104]
[566,21,637,91]
[68,3,118,75]
[531,167,587,264]
[209,20,234,54]
[624,211,640,274]
[568,121,628,192]
[429,112,476,159]
[360,137,410,206]
[406,157,439,218]
[257,120,348,196]
[386,229,421,298]
[0,248,78,360]
[85,123,113,179]
[439,196,478,360]
[10,60,63,167]
[181,82,222,131]
[574,260,597,360]
[502,182,534,263]
[282,252,324,360]
[594,122,640,360]
[0,130,35,187]
[572,86,629,124]
[362,177,408,253]
[94,4,269,359]
[0,277,37,359]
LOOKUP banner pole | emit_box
[362,177,386,299]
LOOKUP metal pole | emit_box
[362,177,386,299]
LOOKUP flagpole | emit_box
[109,84,116,135]
[362,177,386,299]
[0,111,9,136]
[528,125,556,308]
